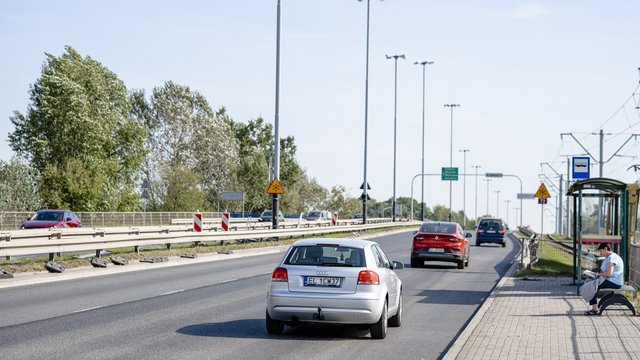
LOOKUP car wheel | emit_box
[465,254,469,267]
[265,310,284,335]
[501,242,506,248]
[410,257,421,268]
[457,259,465,269]
[370,300,388,339]
[388,293,402,327]
[476,241,481,247]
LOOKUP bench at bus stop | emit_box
[596,285,637,316]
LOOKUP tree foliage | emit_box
[8,46,145,211]
[0,156,42,211]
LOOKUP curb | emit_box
[442,237,521,360]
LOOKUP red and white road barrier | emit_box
[221,212,230,231]
[332,212,338,226]
[193,211,202,232]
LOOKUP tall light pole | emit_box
[494,190,501,218]
[472,165,481,224]
[271,0,282,229]
[513,207,520,227]
[505,200,511,226]
[358,0,383,224]
[459,149,470,227]
[415,60,433,221]
[484,179,492,216]
[386,54,405,222]
[444,104,460,221]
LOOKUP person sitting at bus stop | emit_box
[585,242,624,315]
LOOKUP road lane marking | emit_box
[160,289,185,296]
[73,305,105,313]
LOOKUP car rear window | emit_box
[479,220,503,228]
[419,223,456,234]
[284,245,366,267]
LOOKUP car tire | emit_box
[465,254,469,267]
[457,259,465,269]
[476,241,482,247]
[501,242,506,248]
[265,310,284,335]
[370,300,388,339]
[410,258,420,268]
[388,293,402,327]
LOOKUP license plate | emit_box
[486,230,496,234]
[304,276,342,287]
[430,248,445,253]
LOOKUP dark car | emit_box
[411,221,471,269]
[475,218,507,247]
[258,210,285,222]
[21,210,82,229]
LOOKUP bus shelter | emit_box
[566,178,630,291]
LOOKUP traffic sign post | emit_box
[534,183,551,199]
[441,167,459,181]
[534,183,550,241]
[572,156,590,179]
[267,178,285,195]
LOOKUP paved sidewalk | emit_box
[444,267,640,360]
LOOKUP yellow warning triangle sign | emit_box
[267,178,285,195]
[534,183,551,198]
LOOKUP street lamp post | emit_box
[271,0,282,229]
[484,179,492,216]
[358,0,383,224]
[444,104,460,222]
[513,207,520,227]
[505,199,511,226]
[415,60,433,221]
[460,149,470,227]
[472,165,481,224]
[494,190,501,218]
[386,54,405,222]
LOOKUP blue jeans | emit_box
[589,279,622,305]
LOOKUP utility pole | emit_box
[484,179,492,216]
[494,190,501,218]
[386,54,405,222]
[444,104,461,222]
[541,162,564,235]
[505,200,511,226]
[415,60,434,221]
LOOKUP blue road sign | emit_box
[572,157,590,179]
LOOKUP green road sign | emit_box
[441,167,458,181]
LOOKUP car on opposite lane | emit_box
[266,238,404,339]
[20,210,81,229]
[258,210,285,222]
[411,221,471,269]
[475,218,507,247]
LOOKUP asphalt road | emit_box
[0,230,519,360]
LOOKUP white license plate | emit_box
[304,276,342,287]
[486,230,496,234]
[430,248,445,253]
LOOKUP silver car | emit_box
[266,238,404,339]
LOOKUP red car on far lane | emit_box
[411,221,471,269]
[20,210,82,229]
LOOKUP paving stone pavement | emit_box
[444,271,640,360]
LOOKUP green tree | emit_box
[8,46,145,211]
[0,156,42,211]
[161,167,209,211]
[131,82,239,210]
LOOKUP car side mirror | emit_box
[465,232,472,238]
[413,230,418,236]
[66,218,72,222]
[392,261,404,270]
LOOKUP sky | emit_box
[1,0,639,232]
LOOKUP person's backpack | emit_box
[580,277,604,302]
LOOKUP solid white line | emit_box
[160,289,184,296]
[73,305,105,313]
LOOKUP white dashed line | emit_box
[73,305,105,313]
[160,289,185,296]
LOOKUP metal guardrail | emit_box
[0,220,421,258]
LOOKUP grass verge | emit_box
[516,238,573,277]
[0,225,414,274]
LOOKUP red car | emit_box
[20,210,82,229]
[411,221,471,269]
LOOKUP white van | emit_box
[305,210,331,221]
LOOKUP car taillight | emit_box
[477,230,483,234]
[499,230,506,235]
[357,270,380,285]
[272,267,288,282]
[448,237,461,242]
[414,236,424,241]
